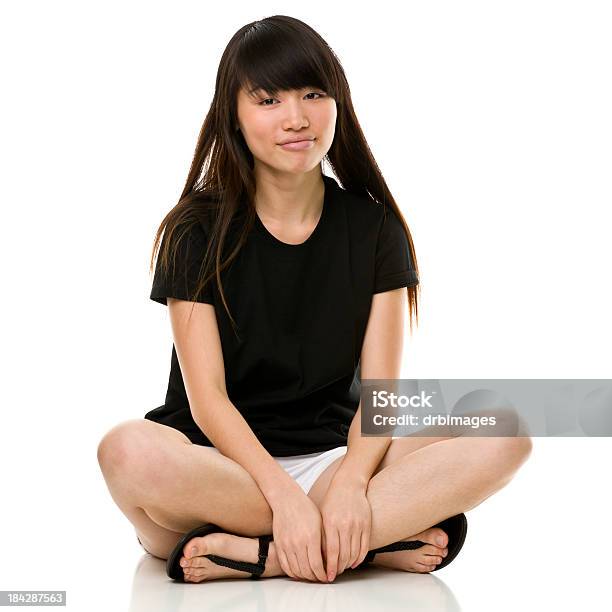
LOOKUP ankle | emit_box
[262,541,281,577]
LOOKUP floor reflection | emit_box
[127,552,461,612]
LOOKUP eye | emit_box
[305,92,326,100]
[257,92,326,106]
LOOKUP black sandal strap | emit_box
[250,534,273,580]
[362,550,376,565]
[203,534,273,579]
[355,539,426,569]
[203,553,262,575]
[353,513,468,572]
[371,540,426,554]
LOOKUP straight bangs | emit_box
[233,24,338,101]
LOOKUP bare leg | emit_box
[173,435,532,581]
[97,419,274,558]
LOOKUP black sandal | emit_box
[354,513,468,572]
[166,523,274,581]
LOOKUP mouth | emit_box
[278,138,316,150]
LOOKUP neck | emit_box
[254,169,325,227]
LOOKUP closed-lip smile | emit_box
[278,136,315,145]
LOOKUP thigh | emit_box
[307,434,455,507]
[370,435,455,476]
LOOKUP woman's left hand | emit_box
[319,478,371,581]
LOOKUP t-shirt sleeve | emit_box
[373,208,419,294]
[150,222,215,306]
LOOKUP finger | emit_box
[325,529,339,580]
[353,529,369,568]
[308,541,328,583]
[335,531,346,575]
[297,548,317,582]
[349,528,361,569]
[321,526,327,565]
[277,548,295,578]
[289,551,304,580]
[343,533,354,573]
[278,548,295,578]
[341,526,356,574]
[338,529,351,574]
[351,529,365,568]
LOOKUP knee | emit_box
[480,436,533,484]
[97,419,161,483]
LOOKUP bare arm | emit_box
[167,298,301,507]
[332,287,408,486]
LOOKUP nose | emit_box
[282,98,309,131]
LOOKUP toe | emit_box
[417,527,448,549]
[184,537,201,559]
[416,562,435,573]
[184,533,220,560]
[420,550,444,566]
[187,556,204,567]
[432,528,448,548]
[421,544,443,555]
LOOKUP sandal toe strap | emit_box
[372,540,426,554]
[355,539,426,569]
[203,534,274,580]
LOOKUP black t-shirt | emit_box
[144,174,419,456]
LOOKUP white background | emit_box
[1,1,610,611]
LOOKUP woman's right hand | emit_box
[270,486,328,582]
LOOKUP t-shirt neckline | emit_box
[254,174,334,249]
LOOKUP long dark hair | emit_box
[150,14,420,337]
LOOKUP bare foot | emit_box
[179,532,284,582]
[372,527,449,573]
[178,527,449,582]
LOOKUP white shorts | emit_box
[208,445,349,495]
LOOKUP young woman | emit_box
[97,15,532,584]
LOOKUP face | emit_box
[236,84,337,176]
